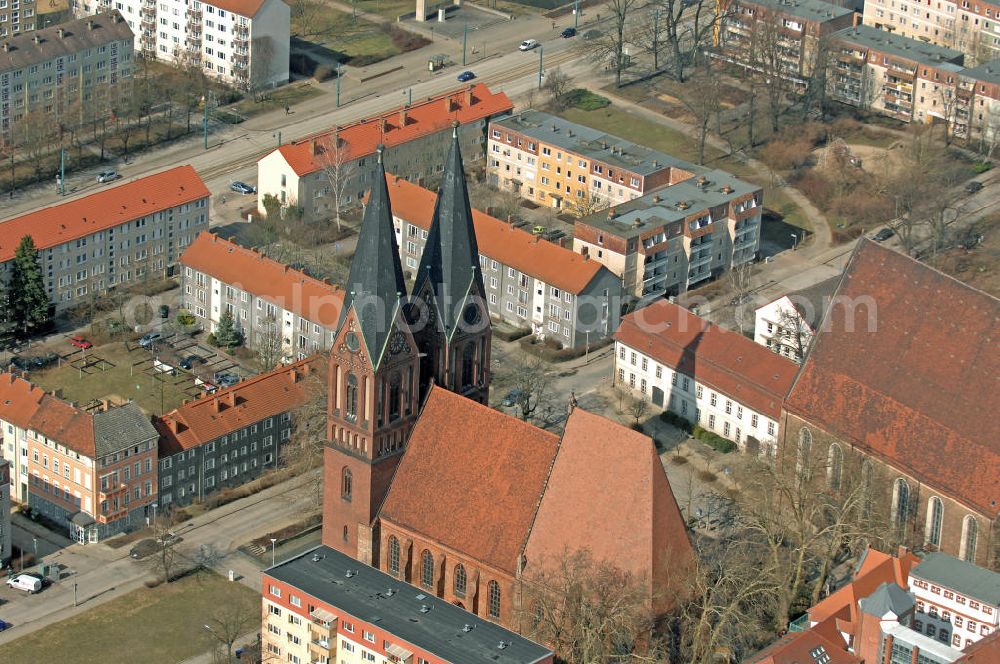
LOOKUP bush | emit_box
[176,310,196,326]
[563,88,611,111]
[494,326,532,342]
[144,579,162,589]
[761,139,813,172]
[138,278,179,296]
[973,161,993,174]
[206,332,217,346]
[314,64,335,82]
[692,425,737,453]
[385,26,431,52]
[660,410,692,432]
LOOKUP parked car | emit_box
[32,353,58,369]
[873,227,895,242]
[0,619,10,631]
[129,539,160,560]
[6,573,43,594]
[230,181,256,195]
[139,332,162,348]
[159,304,170,319]
[965,181,984,194]
[561,27,576,38]
[531,225,545,235]
[68,335,93,349]
[8,356,32,371]
[501,389,524,407]
[456,70,476,82]
[96,170,119,184]
[519,39,539,51]
[214,371,240,387]
[179,355,205,370]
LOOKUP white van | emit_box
[6,574,43,594]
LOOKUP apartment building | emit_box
[71,0,288,89]
[720,0,856,83]
[614,300,798,454]
[753,275,840,363]
[0,12,134,138]
[863,0,1000,65]
[257,84,513,220]
[261,546,555,664]
[575,170,762,298]
[487,110,699,213]
[0,164,209,313]
[180,232,344,361]
[0,0,37,39]
[154,358,314,509]
[0,373,159,543]
[384,174,622,348]
[0,458,10,564]
[909,553,1000,649]
[953,58,1000,144]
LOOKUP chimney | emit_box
[166,417,179,434]
[57,27,65,38]
[379,118,388,134]
[444,97,454,113]
[722,184,733,194]
[1,43,7,53]
[653,195,661,203]
[465,84,474,107]
[113,12,121,23]
[212,397,223,413]
[33,34,41,44]
[678,201,689,210]
[608,207,617,219]
[698,175,707,186]
[311,138,319,155]
[87,19,95,30]
[225,390,236,407]
[633,219,642,228]
[399,106,408,126]
[507,214,513,225]
[289,368,300,384]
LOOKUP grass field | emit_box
[354,0,414,19]
[30,342,195,416]
[231,82,325,118]
[0,572,259,664]
[292,3,401,64]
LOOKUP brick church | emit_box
[321,130,693,629]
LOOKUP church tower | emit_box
[322,147,421,564]
[411,126,492,404]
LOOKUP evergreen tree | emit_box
[10,235,52,338]
[213,310,243,348]
[0,280,16,349]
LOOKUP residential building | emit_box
[320,133,694,633]
[154,358,315,509]
[574,170,762,298]
[71,0,289,89]
[261,546,555,664]
[614,300,799,454]
[256,83,512,219]
[0,373,159,542]
[749,548,1000,663]
[781,240,1000,567]
[829,25,966,123]
[384,173,623,348]
[753,275,840,362]
[909,553,1000,649]
[0,12,133,138]
[952,58,1000,145]
[0,0,36,39]
[0,165,209,313]
[863,0,1000,66]
[180,232,344,362]
[720,0,856,83]
[0,458,10,564]
[487,110,700,213]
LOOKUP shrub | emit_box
[670,455,689,465]
[144,579,162,589]
[314,65,335,82]
[761,139,813,172]
[495,326,532,342]
[973,161,993,174]
[692,425,737,453]
[206,332,217,346]
[660,410,692,432]
[176,310,196,326]
[138,278,178,296]
[564,89,611,111]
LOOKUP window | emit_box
[926,497,944,547]
[827,444,843,490]
[962,516,978,562]
[388,536,400,575]
[269,584,281,597]
[454,564,467,597]
[345,373,358,420]
[797,428,812,482]
[341,467,352,501]
[487,580,501,619]
[421,550,434,588]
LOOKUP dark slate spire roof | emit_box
[415,126,485,340]
[339,146,407,367]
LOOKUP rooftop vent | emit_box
[419,605,431,613]
[697,175,707,187]
[386,589,394,597]
[677,201,690,210]
[311,553,323,562]
[463,624,475,632]
[653,195,661,203]
[345,570,357,578]
[722,184,733,194]
[497,641,510,650]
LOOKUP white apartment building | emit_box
[908,552,1000,650]
[614,300,798,454]
[753,275,840,363]
[71,0,289,89]
[0,458,10,564]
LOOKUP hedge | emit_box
[660,410,693,432]
[692,425,737,453]
[564,89,611,111]
[495,326,533,342]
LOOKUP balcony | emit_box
[308,639,333,659]
[234,23,250,36]
[186,9,202,20]
[99,483,127,503]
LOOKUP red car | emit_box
[68,335,92,349]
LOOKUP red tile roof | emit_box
[747,625,861,664]
[385,175,607,294]
[785,240,1000,516]
[205,0,268,17]
[0,373,105,457]
[272,84,512,177]
[155,357,319,456]
[523,407,693,614]
[180,232,345,329]
[0,371,46,429]
[0,165,209,263]
[809,547,919,627]
[379,387,561,575]
[614,300,799,420]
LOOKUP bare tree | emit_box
[204,596,258,664]
[519,549,664,662]
[729,261,754,336]
[145,534,180,584]
[680,63,723,165]
[565,188,607,218]
[317,129,358,231]
[651,0,728,82]
[628,393,649,428]
[542,68,574,110]
[496,352,554,423]
[253,315,285,371]
[280,368,328,507]
[773,307,811,363]
[590,0,640,87]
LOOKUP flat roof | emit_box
[266,546,554,664]
[578,169,759,239]
[743,0,854,23]
[491,110,693,177]
[833,25,964,66]
[961,58,1000,85]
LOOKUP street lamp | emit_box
[33,537,38,563]
[270,538,277,567]
[790,233,799,251]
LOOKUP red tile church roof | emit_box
[785,240,1000,516]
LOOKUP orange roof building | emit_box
[180,232,344,362]
[614,299,798,453]
[385,174,623,349]
[255,84,512,220]
[0,164,210,312]
[374,387,694,627]
[154,358,319,508]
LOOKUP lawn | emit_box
[292,2,404,65]
[354,0,415,19]
[30,341,196,416]
[557,105,724,166]
[231,82,325,118]
[0,572,259,664]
